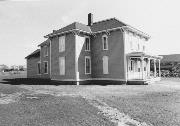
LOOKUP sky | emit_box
[0,0,180,66]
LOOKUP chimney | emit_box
[88,13,93,26]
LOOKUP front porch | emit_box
[126,52,162,84]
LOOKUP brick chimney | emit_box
[88,13,93,26]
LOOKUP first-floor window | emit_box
[130,60,134,71]
[44,61,48,74]
[85,56,91,74]
[37,62,41,74]
[103,56,109,74]
[137,61,141,72]
[59,57,65,75]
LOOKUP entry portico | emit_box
[127,52,162,84]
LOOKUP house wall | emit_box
[124,31,148,54]
[75,34,91,80]
[27,56,40,78]
[51,33,76,80]
[40,43,50,78]
[91,30,126,80]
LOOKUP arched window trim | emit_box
[102,34,108,50]
[85,36,90,51]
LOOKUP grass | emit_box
[0,74,179,126]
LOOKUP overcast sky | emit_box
[0,0,180,66]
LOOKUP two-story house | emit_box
[25,13,162,85]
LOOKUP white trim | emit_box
[44,26,150,39]
[85,56,91,74]
[123,31,127,81]
[50,39,51,77]
[44,29,91,38]
[85,36,90,51]
[102,34,108,50]
[43,61,48,74]
[51,78,126,81]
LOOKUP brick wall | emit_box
[27,56,40,78]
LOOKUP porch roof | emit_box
[127,52,163,59]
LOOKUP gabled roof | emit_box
[45,22,91,37]
[38,39,50,47]
[25,49,40,59]
[90,18,126,32]
[44,17,150,39]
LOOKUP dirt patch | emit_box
[0,92,22,104]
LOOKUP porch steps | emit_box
[127,79,152,85]
[127,77,161,85]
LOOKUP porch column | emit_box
[158,59,161,77]
[147,58,150,77]
[141,57,144,79]
[154,59,156,77]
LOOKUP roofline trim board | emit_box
[44,26,150,39]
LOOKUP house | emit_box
[25,13,162,85]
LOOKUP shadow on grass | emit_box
[0,78,76,85]
[0,78,127,86]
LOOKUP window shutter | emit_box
[103,56,109,74]
[59,57,65,75]
[62,36,65,51]
[59,36,65,52]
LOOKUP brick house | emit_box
[25,13,162,85]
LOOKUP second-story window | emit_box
[138,43,140,51]
[59,36,65,52]
[85,37,90,51]
[44,46,48,57]
[143,45,145,51]
[102,35,108,50]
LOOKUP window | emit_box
[37,62,41,74]
[102,35,108,50]
[143,45,145,51]
[59,36,65,52]
[44,46,48,57]
[138,43,140,50]
[130,41,133,50]
[85,56,91,74]
[85,37,90,51]
[44,61,48,74]
[59,57,65,75]
[137,61,141,72]
[103,56,109,74]
[130,60,134,71]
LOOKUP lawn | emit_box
[0,75,179,126]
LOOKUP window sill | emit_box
[103,49,108,51]
[85,73,91,75]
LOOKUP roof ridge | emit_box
[92,17,117,25]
